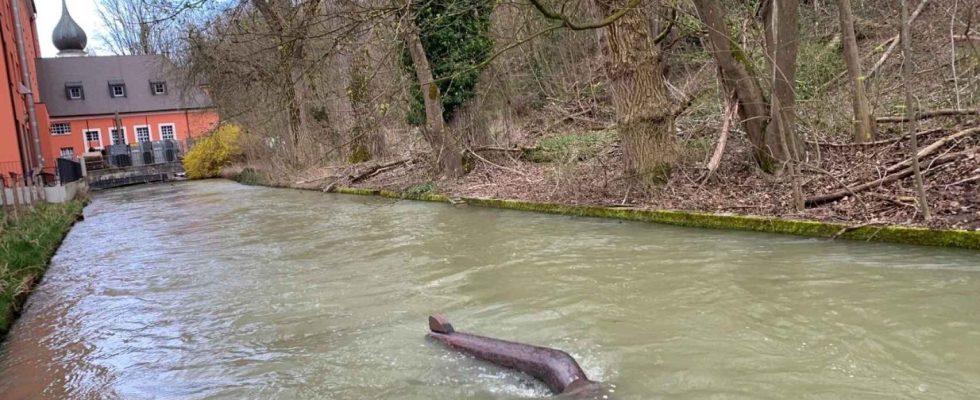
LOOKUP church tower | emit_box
[52,0,88,57]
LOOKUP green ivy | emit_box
[402,0,495,126]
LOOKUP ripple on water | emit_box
[0,180,978,399]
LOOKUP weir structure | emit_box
[426,314,604,397]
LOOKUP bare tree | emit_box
[692,0,801,173]
[400,14,464,177]
[837,0,876,143]
[530,0,678,186]
[900,0,930,220]
[97,0,208,57]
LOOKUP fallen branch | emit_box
[805,151,967,207]
[885,127,979,173]
[867,0,930,80]
[876,108,979,123]
[350,158,411,183]
[701,97,737,184]
[806,128,944,147]
[464,149,527,177]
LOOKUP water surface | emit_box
[1,180,978,399]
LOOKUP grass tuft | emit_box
[0,201,85,337]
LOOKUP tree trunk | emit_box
[596,1,677,187]
[900,0,931,219]
[692,0,774,170]
[838,0,876,143]
[401,20,464,178]
[761,0,801,168]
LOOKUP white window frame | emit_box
[83,129,103,149]
[67,86,83,100]
[109,127,128,145]
[151,81,167,95]
[158,123,177,141]
[51,122,71,135]
[134,125,152,143]
[110,84,126,98]
[59,147,76,158]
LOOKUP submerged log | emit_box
[427,314,601,396]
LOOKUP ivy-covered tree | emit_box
[402,0,495,126]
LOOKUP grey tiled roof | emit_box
[37,55,212,118]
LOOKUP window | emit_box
[136,126,151,142]
[51,122,71,135]
[66,84,84,100]
[84,129,101,148]
[59,147,75,158]
[110,127,127,145]
[151,81,167,95]
[159,124,176,140]
[109,82,126,98]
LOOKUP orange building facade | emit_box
[0,0,219,184]
[0,0,47,178]
[42,108,218,163]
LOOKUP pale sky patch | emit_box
[36,0,107,58]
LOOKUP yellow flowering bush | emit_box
[183,124,242,179]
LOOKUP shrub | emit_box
[183,124,243,179]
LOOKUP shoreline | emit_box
[236,175,979,251]
[0,201,86,338]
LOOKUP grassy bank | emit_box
[0,201,85,337]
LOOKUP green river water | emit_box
[0,180,978,399]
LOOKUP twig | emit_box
[876,108,979,123]
[701,94,737,184]
[885,127,979,173]
[805,151,968,206]
[805,128,944,147]
[867,0,931,80]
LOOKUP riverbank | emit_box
[0,201,85,337]
[231,170,979,250]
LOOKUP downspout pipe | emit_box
[10,0,43,171]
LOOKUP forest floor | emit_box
[278,115,978,231]
[248,2,979,232]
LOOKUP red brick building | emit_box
[0,0,46,179]
[0,0,218,184]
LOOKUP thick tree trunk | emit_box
[692,0,774,170]
[761,0,801,168]
[597,2,677,186]
[837,0,876,143]
[401,20,464,178]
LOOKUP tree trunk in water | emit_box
[401,21,463,178]
[692,0,775,171]
[838,0,876,143]
[597,2,676,187]
[900,0,931,219]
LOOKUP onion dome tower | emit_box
[52,0,88,57]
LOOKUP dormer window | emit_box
[65,83,84,100]
[109,81,126,98]
[151,81,167,95]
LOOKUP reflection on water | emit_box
[1,180,978,399]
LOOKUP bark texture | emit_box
[596,1,677,186]
[692,0,773,170]
[838,0,876,142]
[401,19,464,178]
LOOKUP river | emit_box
[1,180,978,399]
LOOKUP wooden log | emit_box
[805,151,967,206]
[876,108,979,123]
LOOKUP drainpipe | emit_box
[10,0,43,171]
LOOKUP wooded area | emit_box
[104,0,978,229]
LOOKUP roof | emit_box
[37,55,212,118]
